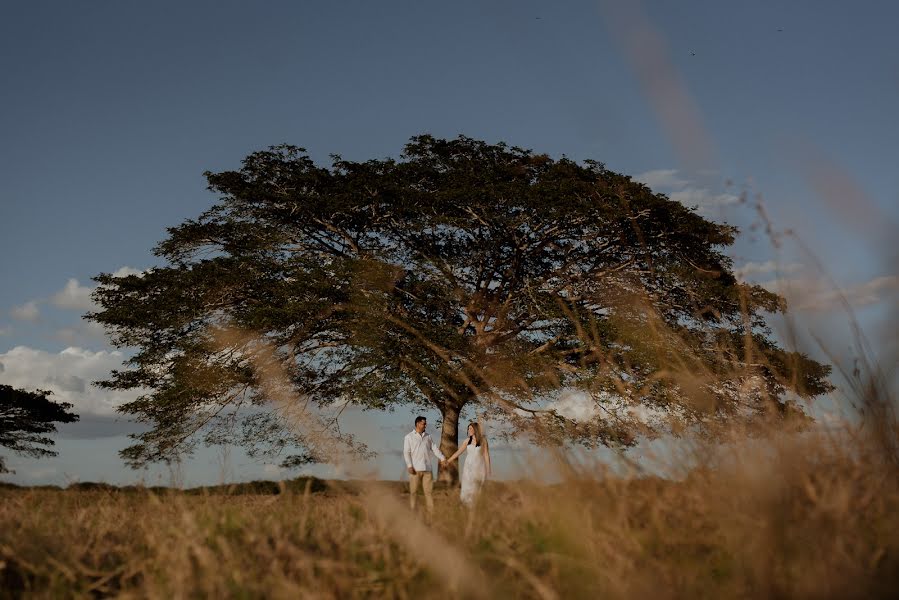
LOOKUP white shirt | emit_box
[403,430,445,472]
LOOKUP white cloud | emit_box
[111,266,144,278]
[51,267,144,313]
[734,260,804,282]
[635,168,741,214]
[847,275,899,306]
[52,278,95,311]
[635,169,687,189]
[10,300,40,322]
[547,390,674,428]
[817,275,899,311]
[669,188,740,211]
[5,267,144,345]
[0,346,143,416]
[548,390,599,422]
[760,274,899,312]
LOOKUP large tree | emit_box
[90,135,831,480]
[0,385,79,474]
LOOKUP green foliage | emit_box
[0,385,79,473]
[88,135,832,467]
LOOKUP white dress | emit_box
[460,441,487,507]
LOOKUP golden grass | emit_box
[4,155,895,598]
[2,427,897,599]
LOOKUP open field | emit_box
[2,3,897,599]
[3,431,898,599]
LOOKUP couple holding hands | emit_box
[402,416,491,520]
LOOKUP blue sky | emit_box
[1,0,897,486]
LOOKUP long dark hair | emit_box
[467,421,488,450]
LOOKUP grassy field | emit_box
[4,216,895,598]
[2,429,898,599]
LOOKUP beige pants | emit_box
[409,471,434,518]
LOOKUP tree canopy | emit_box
[89,135,832,478]
[0,385,79,474]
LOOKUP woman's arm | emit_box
[447,437,469,463]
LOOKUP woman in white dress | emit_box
[446,422,491,507]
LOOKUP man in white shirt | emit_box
[403,415,446,522]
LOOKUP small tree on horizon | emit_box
[89,135,832,481]
[0,385,79,474]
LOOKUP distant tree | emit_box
[89,135,832,481]
[0,385,79,474]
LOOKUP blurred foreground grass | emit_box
[2,429,898,599]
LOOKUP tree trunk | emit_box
[437,404,460,484]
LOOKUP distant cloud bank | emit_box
[0,345,142,417]
[759,274,899,312]
[3,265,146,347]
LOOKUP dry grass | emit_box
[4,242,897,599]
[2,426,897,599]
[6,233,896,599]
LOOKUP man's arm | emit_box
[403,434,414,472]
[429,435,446,462]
